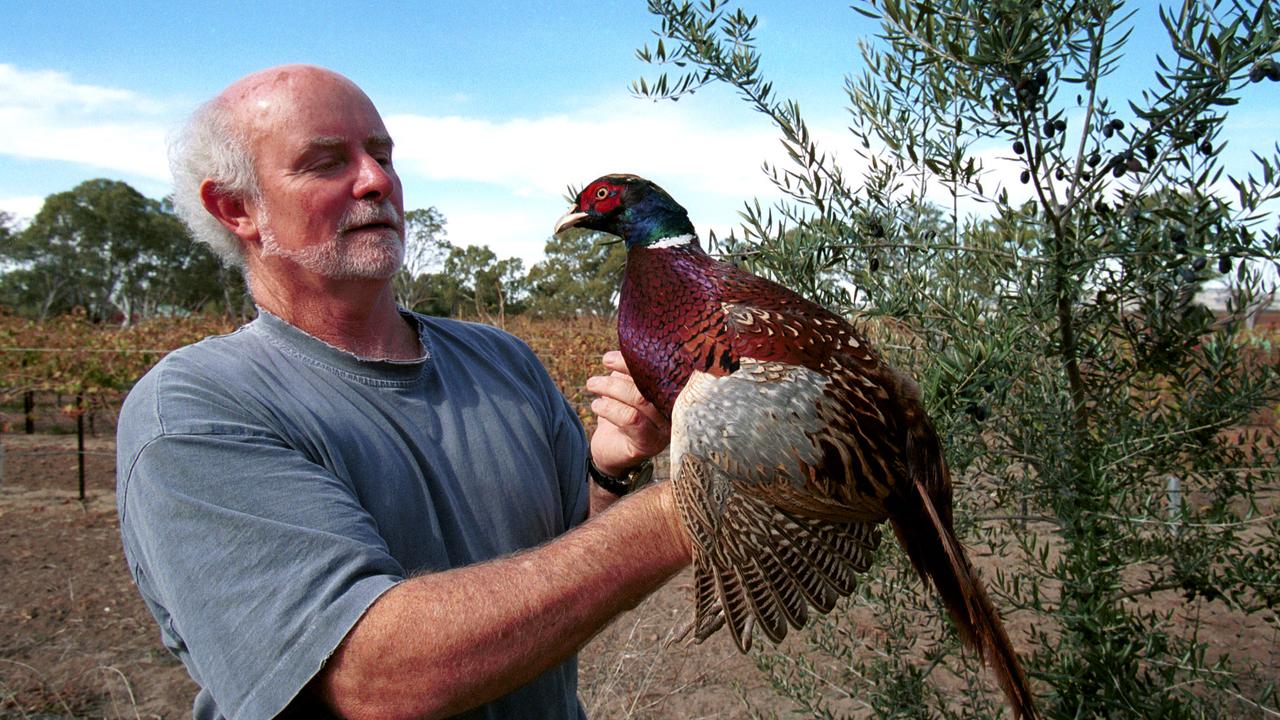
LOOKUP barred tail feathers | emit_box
[891,420,1040,720]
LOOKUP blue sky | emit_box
[0,1,1272,269]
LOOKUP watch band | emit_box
[587,456,654,497]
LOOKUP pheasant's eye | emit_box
[595,187,610,200]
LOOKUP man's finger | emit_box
[602,351,630,375]
[590,396,645,431]
[587,374,668,429]
[587,374,645,408]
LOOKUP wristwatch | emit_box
[587,456,655,497]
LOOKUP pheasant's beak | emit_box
[553,210,589,235]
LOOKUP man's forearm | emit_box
[312,481,691,720]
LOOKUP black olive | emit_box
[1218,255,1232,273]
[1103,124,1114,138]
[1252,59,1280,83]
[1087,153,1101,167]
[1013,139,1025,154]
[1199,140,1213,155]
[1192,256,1207,271]
[1020,170,1031,184]
[869,257,880,272]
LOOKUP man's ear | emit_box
[200,179,259,243]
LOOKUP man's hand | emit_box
[585,351,670,479]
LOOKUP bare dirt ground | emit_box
[0,409,786,719]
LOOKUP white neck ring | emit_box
[648,234,696,249]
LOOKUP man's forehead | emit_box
[226,86,390,156]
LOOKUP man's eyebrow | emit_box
[302,134,395,151]
[303,136,346,152]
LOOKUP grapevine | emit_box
[0,312,620,429]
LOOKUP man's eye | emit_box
[306,155,343,172]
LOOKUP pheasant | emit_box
[555,174,1038,718]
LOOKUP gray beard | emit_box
[258,200,405,281]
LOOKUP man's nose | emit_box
[354,153,396,200]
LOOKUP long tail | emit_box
[890,420,1040,720]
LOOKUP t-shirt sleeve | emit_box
[504,328,590,532]
[552,391,591,530]
[118,429,404,720]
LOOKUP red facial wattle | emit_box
[581,182,623,217]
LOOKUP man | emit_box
[116,64,691,720]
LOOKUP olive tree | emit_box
[637,0,1280,716]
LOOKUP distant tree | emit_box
[0,180,244,322]
[2,179,161,322]
[0,209,16,279]
[0,210,15,241]
[525,230,627,317]
[637,0,1280,717]
[150,196,249,318]
[486,255,527,322]
[394,207,450,311]
[443,244,526,325]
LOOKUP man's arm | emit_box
[311,481,690,720]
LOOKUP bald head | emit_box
[217,65,375,150]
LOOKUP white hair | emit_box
[168,98,259,267]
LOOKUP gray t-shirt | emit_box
[116,309,591,720]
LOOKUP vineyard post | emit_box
[24,390,34,434]
[76,394,85,501]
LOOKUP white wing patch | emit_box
[671,357,828,496]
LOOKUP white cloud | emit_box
[384,95,893,261]
[0,195,44,224]
[0,193,44,219]
[0,64,141,110]
[386,95,786,203]
[384,96,824,263]
[0,64,172,180]
[443,206,553,268]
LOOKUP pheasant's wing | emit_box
[711,289,912,516]
[670,359,884,652]
[706,275,1039,718]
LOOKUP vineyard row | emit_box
[1,312,620,427]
